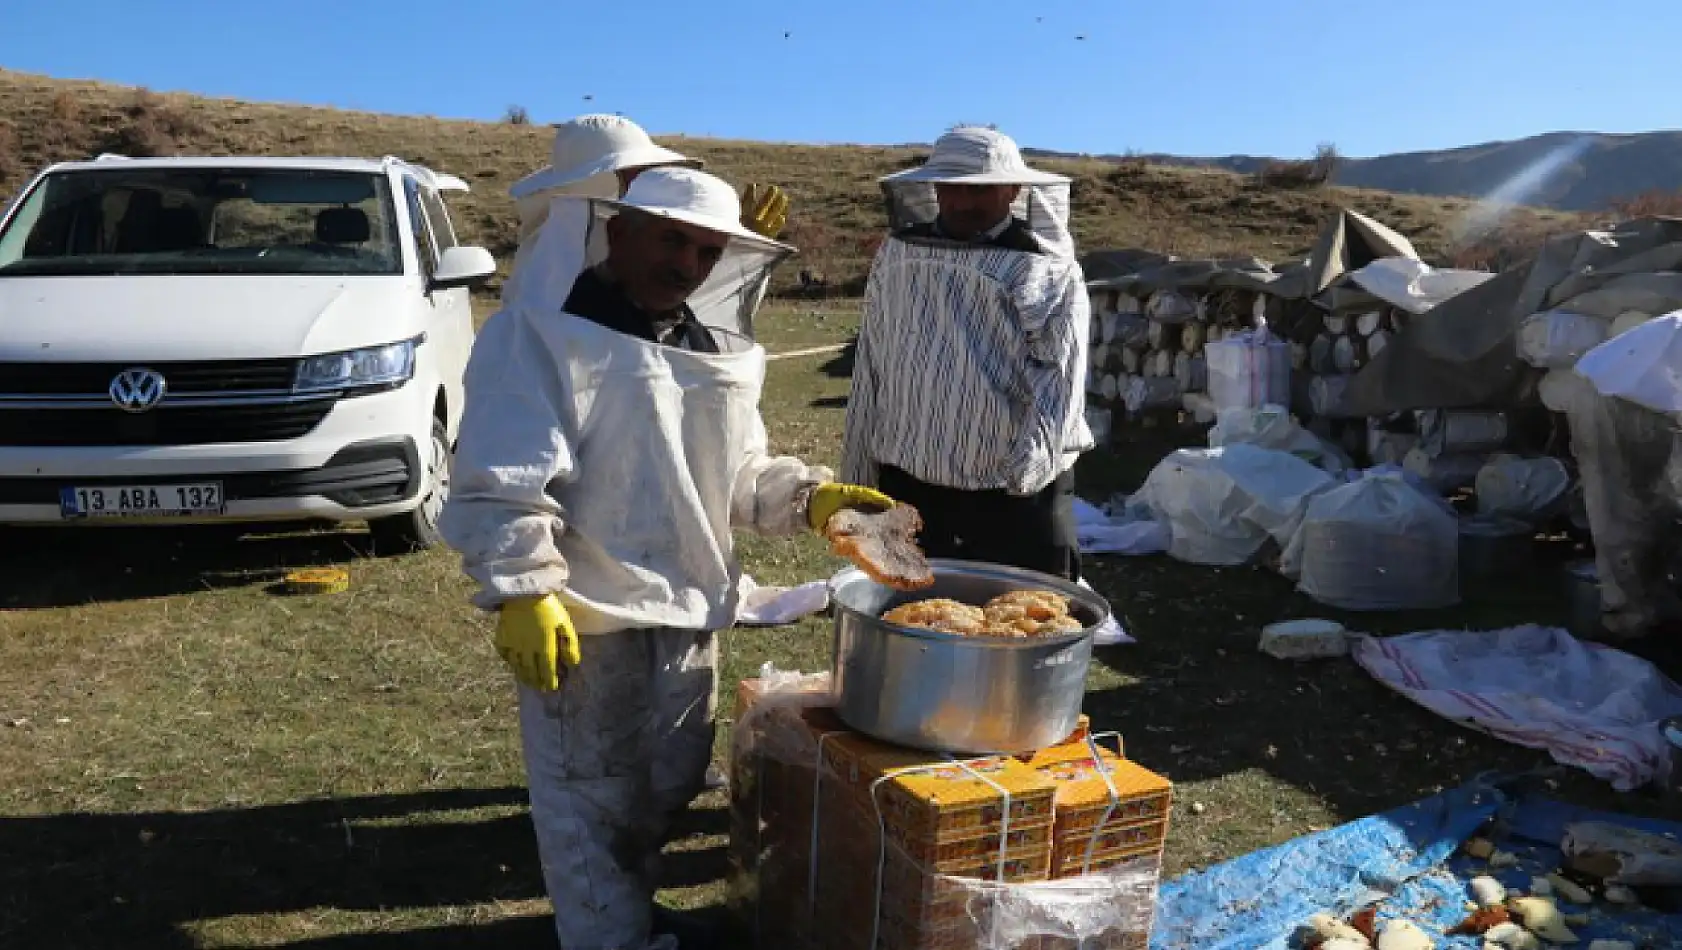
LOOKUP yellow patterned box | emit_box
[816,781,1055,871]
[1050,835,1167,880]
[818,733,1059,849]
[1030,745,1172,839]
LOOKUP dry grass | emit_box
[0,69,1654,949]
[1610,189,1682,221]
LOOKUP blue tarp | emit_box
[1151,778,1682,949]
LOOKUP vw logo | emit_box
[109,368,167,413]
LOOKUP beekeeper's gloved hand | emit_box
[741,183,790,239]
[496,594,581,691]
[807,483,896,532]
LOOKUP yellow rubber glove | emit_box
[741,183,790,240]
[496,594,581,692]
[807,482,896,532]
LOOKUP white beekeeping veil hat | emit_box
[879,126,1075,256]
[572,167,795,344]
[511,114,702,241]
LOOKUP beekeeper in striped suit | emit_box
[840,126,1092,581]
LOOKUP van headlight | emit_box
[296,339,418,394]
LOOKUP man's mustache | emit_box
[656,267,700,291]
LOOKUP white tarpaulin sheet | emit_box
[734,575,831,627]
[1576,311,1682,414]
[1346,257,1497,315]
[1073,497,1169,557]
[1138,444,1336,566]
[1351,625,1682,791]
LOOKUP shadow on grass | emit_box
[818,338,856,379]
[0,785,730,948]
[273,904,739,950]
[273,916,559,949]
[0,524,407,608]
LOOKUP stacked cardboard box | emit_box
[1028,744,1173,880]
[815,731,1060,950]
[728,678,1168,950]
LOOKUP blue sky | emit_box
[3,0,1678,159]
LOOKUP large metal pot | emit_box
[828,559,1111,755]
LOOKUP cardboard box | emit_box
[814,837,1052,950]
[1028,744,1172,882]
[1031,745,1173,836]
[1050,836,1167,879]
[818,733,1058,850]
[729,678,1160,949]
[729,682,848,950]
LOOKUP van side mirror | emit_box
[429,246,496,292]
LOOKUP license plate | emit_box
[59,483,225,519]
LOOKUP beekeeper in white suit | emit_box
[505,113,789,311]
[438,165,890,950]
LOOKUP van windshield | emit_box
[0,166,403,277]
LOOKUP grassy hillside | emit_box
[0,68,1581,291]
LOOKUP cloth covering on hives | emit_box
[1548,369,1682,636]
[1151,776,1682,949]
[1339,216,1682,418]
[1303,208,1420,299]
[1084,255,1288,300]
[1332,218,1682,637]
[1135,443,1336,566]
[1207,404,1352,475]
[1317,256,1497,316]
[1281,469,1461,608]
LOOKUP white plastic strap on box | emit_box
[808,730,849,913]
[1078,731,1126,876]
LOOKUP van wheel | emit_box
[370,419,450,554]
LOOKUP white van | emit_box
[0,154,496,550]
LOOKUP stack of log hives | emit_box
[1268,298,1417,461]
[1083,257,1305,442]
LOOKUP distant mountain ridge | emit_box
[1022,130,1682,212]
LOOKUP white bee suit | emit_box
[439,178,825,950]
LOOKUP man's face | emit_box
[934,183,1021,240]
[604,211,729,313]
